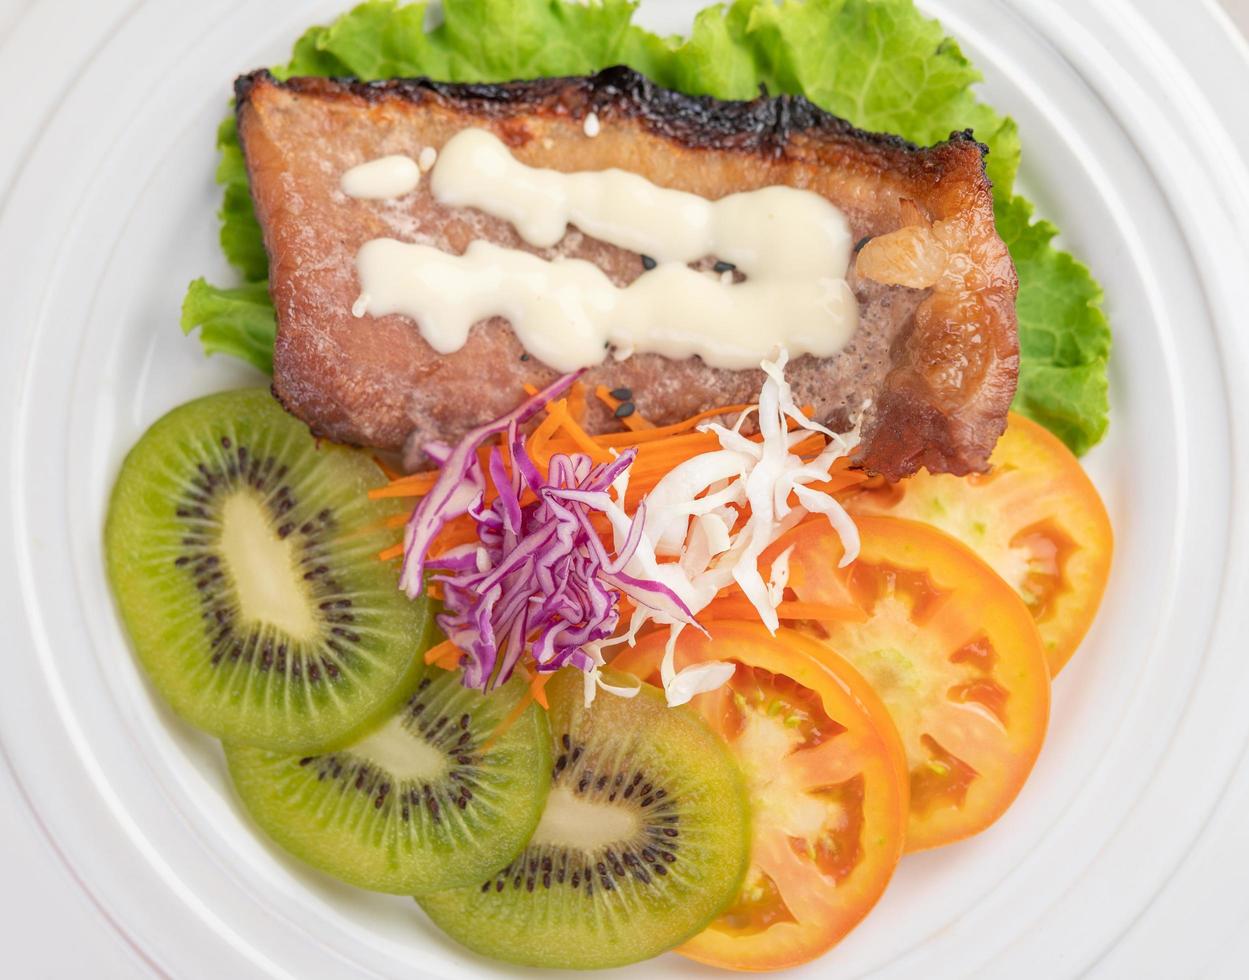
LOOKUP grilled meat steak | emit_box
[236,67,1018,479]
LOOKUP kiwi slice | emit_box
[416,669,751,969]
[105,389,431,752]
[225,667,551,894]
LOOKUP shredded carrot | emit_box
[369,471,439,499]
[527,400,567,465]
[567,382,588,426]
[594,385,655,432]
[529,671,553,710]
[802,471,871,496]
[542,400,614,463]
[424,640,463,669]
[378,542,405,562]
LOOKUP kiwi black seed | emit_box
[226,667,551,894]
[416,669,751,969]
[105,389,432,752]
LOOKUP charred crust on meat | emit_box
[237,67,978,164]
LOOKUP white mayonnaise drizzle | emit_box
[340,154,421,199]
[350,128,858,371]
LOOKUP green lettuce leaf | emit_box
[995,195,1111,455]
[184,0,1110,453]
[181,278,276,375]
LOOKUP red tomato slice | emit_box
[613,622,908,971]
[843,412,1112,674]
[768,515,1050,851]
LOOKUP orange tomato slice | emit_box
[843,412,1112,674]
[613,622,908,971]
[770,515,1050,851]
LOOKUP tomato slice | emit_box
[613,622,907,971]
[843,412,1112,674]
[769,515,1050,851]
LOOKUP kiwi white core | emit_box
[350,713,448,782]
[528,786,640,850]
[219,492,318,641]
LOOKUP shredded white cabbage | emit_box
[607,349,863,706]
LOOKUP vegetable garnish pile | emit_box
[379,353,867,707]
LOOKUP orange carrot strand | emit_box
[568,382,588,426]
[529,671,553,710]
[369,471,440,499]
[593,385,655,432]
[424,640,463,668]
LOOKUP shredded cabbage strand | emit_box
[598,350,863,705]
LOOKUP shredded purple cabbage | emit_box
[399,375,691,691]
[398,371,580,599]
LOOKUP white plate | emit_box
[2,0,1249,976]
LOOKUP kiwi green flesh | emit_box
[105,389,432,752]
[227,668,551,894]
[416,669,751,970]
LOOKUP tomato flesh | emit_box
[844,412,1112,673]
[612,623,907,971]
[769,515,1050,851]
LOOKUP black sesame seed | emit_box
[713,260,736,274]
[520,352,531,361]
[609,387,632,401]
[640,255,657,271]
[614,402,635,419]
[854,236,872,252]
